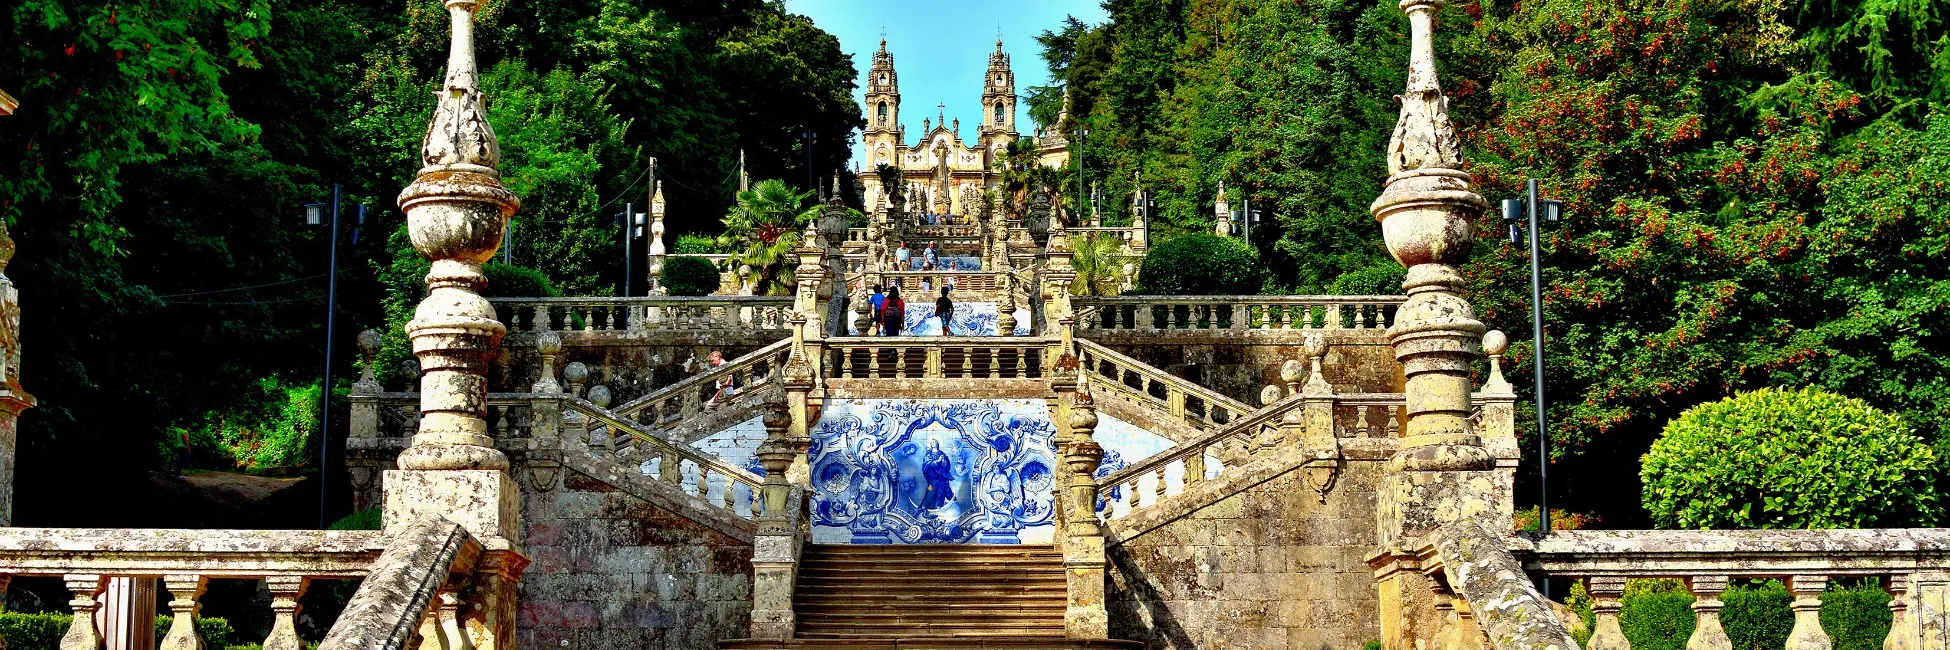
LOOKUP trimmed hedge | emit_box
[0,613,241,650]
[1641,386,1940,529]
[661,255,721,296]
[481,263,559,298]
[1571,578,1891,650]
[1133,234,1259,295]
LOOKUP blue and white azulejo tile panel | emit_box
[848,302,1034,336]
[809,399,1061,544]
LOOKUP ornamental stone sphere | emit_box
[536,330,563,356]
[1483,329,1509,356]
[356,329,383,358]
[1280,359,1305,386]
[1261,384,1284,406]
[587,384,612,408]
[563,361,589,384]
[762,404,790,432]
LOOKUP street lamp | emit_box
[1500,178,1564,535]
[303,185,368,529]
[614,203,645,296]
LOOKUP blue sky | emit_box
[781,0,1108,167]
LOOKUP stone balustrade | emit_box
[318,518,490,650]
[855,270,1009,300]
[822,336,1049,380]
[1095,393,1309,521]
[0,527,384,650]
[611,338,790,433]
[1076,339,1253,432]
[1516,529,1950,650]
[491,296,793,334]
[563,397,768,519]
[1073,295,1403,334]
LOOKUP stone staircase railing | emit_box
[1095,392,1311,519]
[1075,339,1253,433]
[610,338,790,440]
[562,395,768,519]
[490,296,794,334]
[1073,295,1403,334]
[1512,528,1950,650]
[318,518,489,650]
[0,526,398,650]
[822,336,1049,380]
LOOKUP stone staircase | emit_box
[794,545,1069,639]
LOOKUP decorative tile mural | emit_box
[809,399,1060,544]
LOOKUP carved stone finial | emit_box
[532,331,563,394]
[1260,384,1284,406]
[1482,329,1513,394]
[587,384,612,409]
[563,361,589,398]
[394,0,520,472]
[354,330,384,390]
[1301,333,1334,395]
[1372,0,1491,473]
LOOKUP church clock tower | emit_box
[978,38,1019,165]
[862,39,903,208]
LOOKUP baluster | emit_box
[1356,405,1372,438]
[896,347,910,378]
[1014,346,1028,376]
[1685,575,1731,650]
[868,346,882,378]
[1587,576,1630,650]
[1146,468,1164,504]
[987,346,1001,378]
[1786,575,1831,650]
[1385,405,1402,437]
[60,575,105,650]
[494,404,510,439]
[1167,386,1187,417]
[841,346,856,378]
[580,305,595,331]
[960,346,974,377]
[660,448,682,484]
[1125,479,1141,511]
[1137,303,1156,330]
[263,576,308,650]
[1886,574,1917,650]
[159,574,208,650]
[1184,448,1208,487]
[694,464,711,500]
[925,346,943,378]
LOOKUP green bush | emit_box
[1721,581,1793,650]
[1133,234,1260,295]
[673,234,723,254]
[0,612,69,650]
[1326,263,1405,295]
[328,507,382,531]
[1641,386,1940,529]
[661,255,721,297]
[481,263,559,298]
[0,613,241,650]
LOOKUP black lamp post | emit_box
[1500,178,1564,535]
[303,185,368,529]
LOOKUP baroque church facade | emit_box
[858,39,1020,218]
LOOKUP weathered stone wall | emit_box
[1106,458,1385,650]
[515,468,753,650]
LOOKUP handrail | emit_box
[1075,339,1254,427]
[319,517,481,650]
[491,295,794,333]
[822,336,1052,379]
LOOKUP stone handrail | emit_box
[1075,339,1253,431]
[823,336,1049,379]
[611,338,791,427]
[319,518,483,650]
[1416,521,1582,650]
[1095,392,1309,518]
[1510,528,1950,650]
[491,296,794,334]
[1073,295,1404,333]
[0,527,386,650]
[856,270,1007,300]
[563,396,766,519]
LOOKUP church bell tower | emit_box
[978,38,1018,155]
[863,38,904,208]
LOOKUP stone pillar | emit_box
[1787,575,1833,650]
[1687,575,1732,650]
[1478,330,1519,530]
[1586,576,1628,650]
[157,575,205,650]
[261,576,308,650]
[781,313,816,485]
[0,220,35,526]
[749,406,800,639]
[1370,1,1500,646]
[1128,172,1149,252]
[383,4,528,650]
[63,575,106,650]
[1060,391,1108,639]
[525,331,564,492]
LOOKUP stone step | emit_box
[791,544,1070,642]
[719,637,1145,649]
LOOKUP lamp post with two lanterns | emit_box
[1499,178,1564,536]
[302,185,368,529]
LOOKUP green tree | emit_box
[720,179,816,296]
[1134,233,1259,295]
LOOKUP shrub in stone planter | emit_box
[1640,386,1939,530]
[662,255,722,296]
[1133,233,1258,295]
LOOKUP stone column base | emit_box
[383,469,521,544]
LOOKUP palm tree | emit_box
[995,138,1051,219]
[719,179,821,295]
[1069,234,1127,296]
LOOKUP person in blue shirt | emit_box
[868,285,886,335]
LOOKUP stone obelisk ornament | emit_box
[1371,0,1492,473]
[396,0,521,473]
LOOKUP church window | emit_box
[879,72,888,85]
[994,102,1005,125]
[877,102,888,125]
